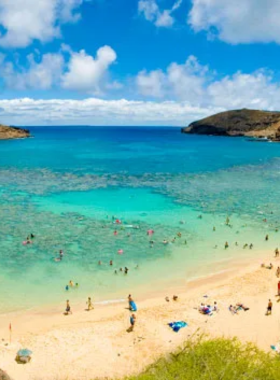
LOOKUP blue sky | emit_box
[0,0,279,125]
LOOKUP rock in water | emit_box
[182,109,280,141]
[0,125,30,140]
[0,369,13,380]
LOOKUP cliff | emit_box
[0,125,30,140]
[182,109,280,140]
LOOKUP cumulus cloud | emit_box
[62,46,117,93]
[0,97,219,126]
[0,0,90,48]
[137,55,209,101]
[136,54,280,113]
[138,0,182,27]
[1,53,64,90]
[188,0,280,44]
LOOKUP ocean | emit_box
[1,126,280,313]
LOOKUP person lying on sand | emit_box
[236,303,250,311]
[229,305,238,315]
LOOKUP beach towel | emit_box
[129,301,137,311]
[168,321,188,332]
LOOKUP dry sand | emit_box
[1,252,280,380]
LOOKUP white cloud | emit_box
[137,55,209,101]
[136,70,165,97]
[188,0,280,44]
[138,0,182,27]
[0,97,218,126]
[136,54,280,113]
[1,53,64,90]
[0,0,89,48]
[62,46,117,93]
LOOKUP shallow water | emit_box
[1,127,280,313]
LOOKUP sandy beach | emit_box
[0,251,279,380]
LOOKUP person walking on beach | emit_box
[65,300,72,315]
[275,248,279,258]
[266,299,273,315]
[276,267,280,278]
[86,297,93,311]
[128,313,136,332]
[278,282,280,297]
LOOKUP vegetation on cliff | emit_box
[182,109,280,140]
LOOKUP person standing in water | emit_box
[265,234,269,241]
[225,242,229,249]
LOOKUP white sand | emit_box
[0,253,280,380]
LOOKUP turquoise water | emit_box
[1,127,280,313]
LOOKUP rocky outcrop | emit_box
[182,109,280,141]
[0,125,30,140]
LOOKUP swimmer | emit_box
[65,285,69,291]
[114,270,118,274]
[114,230,118,236]
[86,297,93,311]
[163,240,168,245]
[226,217,230,225]
[198,215,202,219]
[98,261,102,265]
[119,268,123,272]
[69,280,74,287]
[75,283,79,288]
[185,240,187,245]
[30,233,35,239]
[235,242,238,246]
[213,227,216,232]
[177,232,182,238]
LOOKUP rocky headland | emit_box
[182,109,280,141]
[0,125,30,140]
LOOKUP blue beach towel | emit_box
[129,301,137,312]
[168,321,188,332]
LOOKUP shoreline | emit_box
[0,249,279,379]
